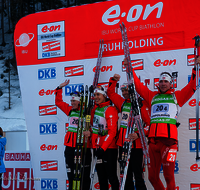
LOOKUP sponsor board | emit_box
[64,83,84,96]
[2,168,35,190]
[38,67,56,80]
[189,119,200,130]
[188,54,195,66]
[102,2,163,26]
[190,163,200,172]
[41,179,58,190]
[39,89,56,96]
[5,153,31,161]
[122,59,144,71]
[65,65,84,77]
[42,40,61,52]
[93,65,113,73]
[190,183,200,190]
[38,21,65,59]
[39,105,57,116]
[40,161,58,171]
[40,144,58,151]
[188,99,200,107]
[40,123,57,135]
[154,59,176,67]
[189,139,200,152]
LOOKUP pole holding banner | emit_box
[193,34,200,161]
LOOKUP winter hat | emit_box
[94,85,107,96]
[70,91,81,101]
[159,72,172,83]
[120,82,128,90]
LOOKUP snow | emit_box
[0,12,26,132]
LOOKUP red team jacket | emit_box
[132,68,196,141]
[55,88,90,148]
[90,100,118,151]
[107,77,151,149]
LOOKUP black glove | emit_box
[95,147,104,158]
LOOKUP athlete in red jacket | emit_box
[84,85,119,190]
[107,74,150,190]
[55,79,91,190]
[124,57,200,190]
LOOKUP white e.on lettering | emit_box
[102,5,120,26]
[102,2,163,26]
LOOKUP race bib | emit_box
[153,103,169,113]
[69,117,79,126]
[121,111,130,125]
[166,149,177,162]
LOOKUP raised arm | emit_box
[55,79,72,116]
[107,74,125,111]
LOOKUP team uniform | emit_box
[55,87,91,190]
[90,100,119,190]
[131,68,196,190]
[107,77,150,190]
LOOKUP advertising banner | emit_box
[2,151,35,190]
[14,0,200,189]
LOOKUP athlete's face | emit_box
[159,80,171,93]
[94,93,106,104]
[122,89,130,99]
[70,100,79,109]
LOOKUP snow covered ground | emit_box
[0,13,26,133]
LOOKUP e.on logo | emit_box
[40,144,58,151]
[93,65,113,73]
[39,89,56,96]
[41,24,61,33]
[102,2,163,26]
[188,99,200,107]
[190,163,200,172]
[154,59,176,67]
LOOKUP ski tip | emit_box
[85,85,88,93]
[81,85,84,92]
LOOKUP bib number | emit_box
[153,103,169,113]
[122,112,129,121]
[69,117,79,126]
[166,149,177,162]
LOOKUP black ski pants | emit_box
[64,146,91,190]
[95,148,119,190]
[119,147,147,190]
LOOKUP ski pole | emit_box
[193,35,200,161]
[89,132,101,190]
